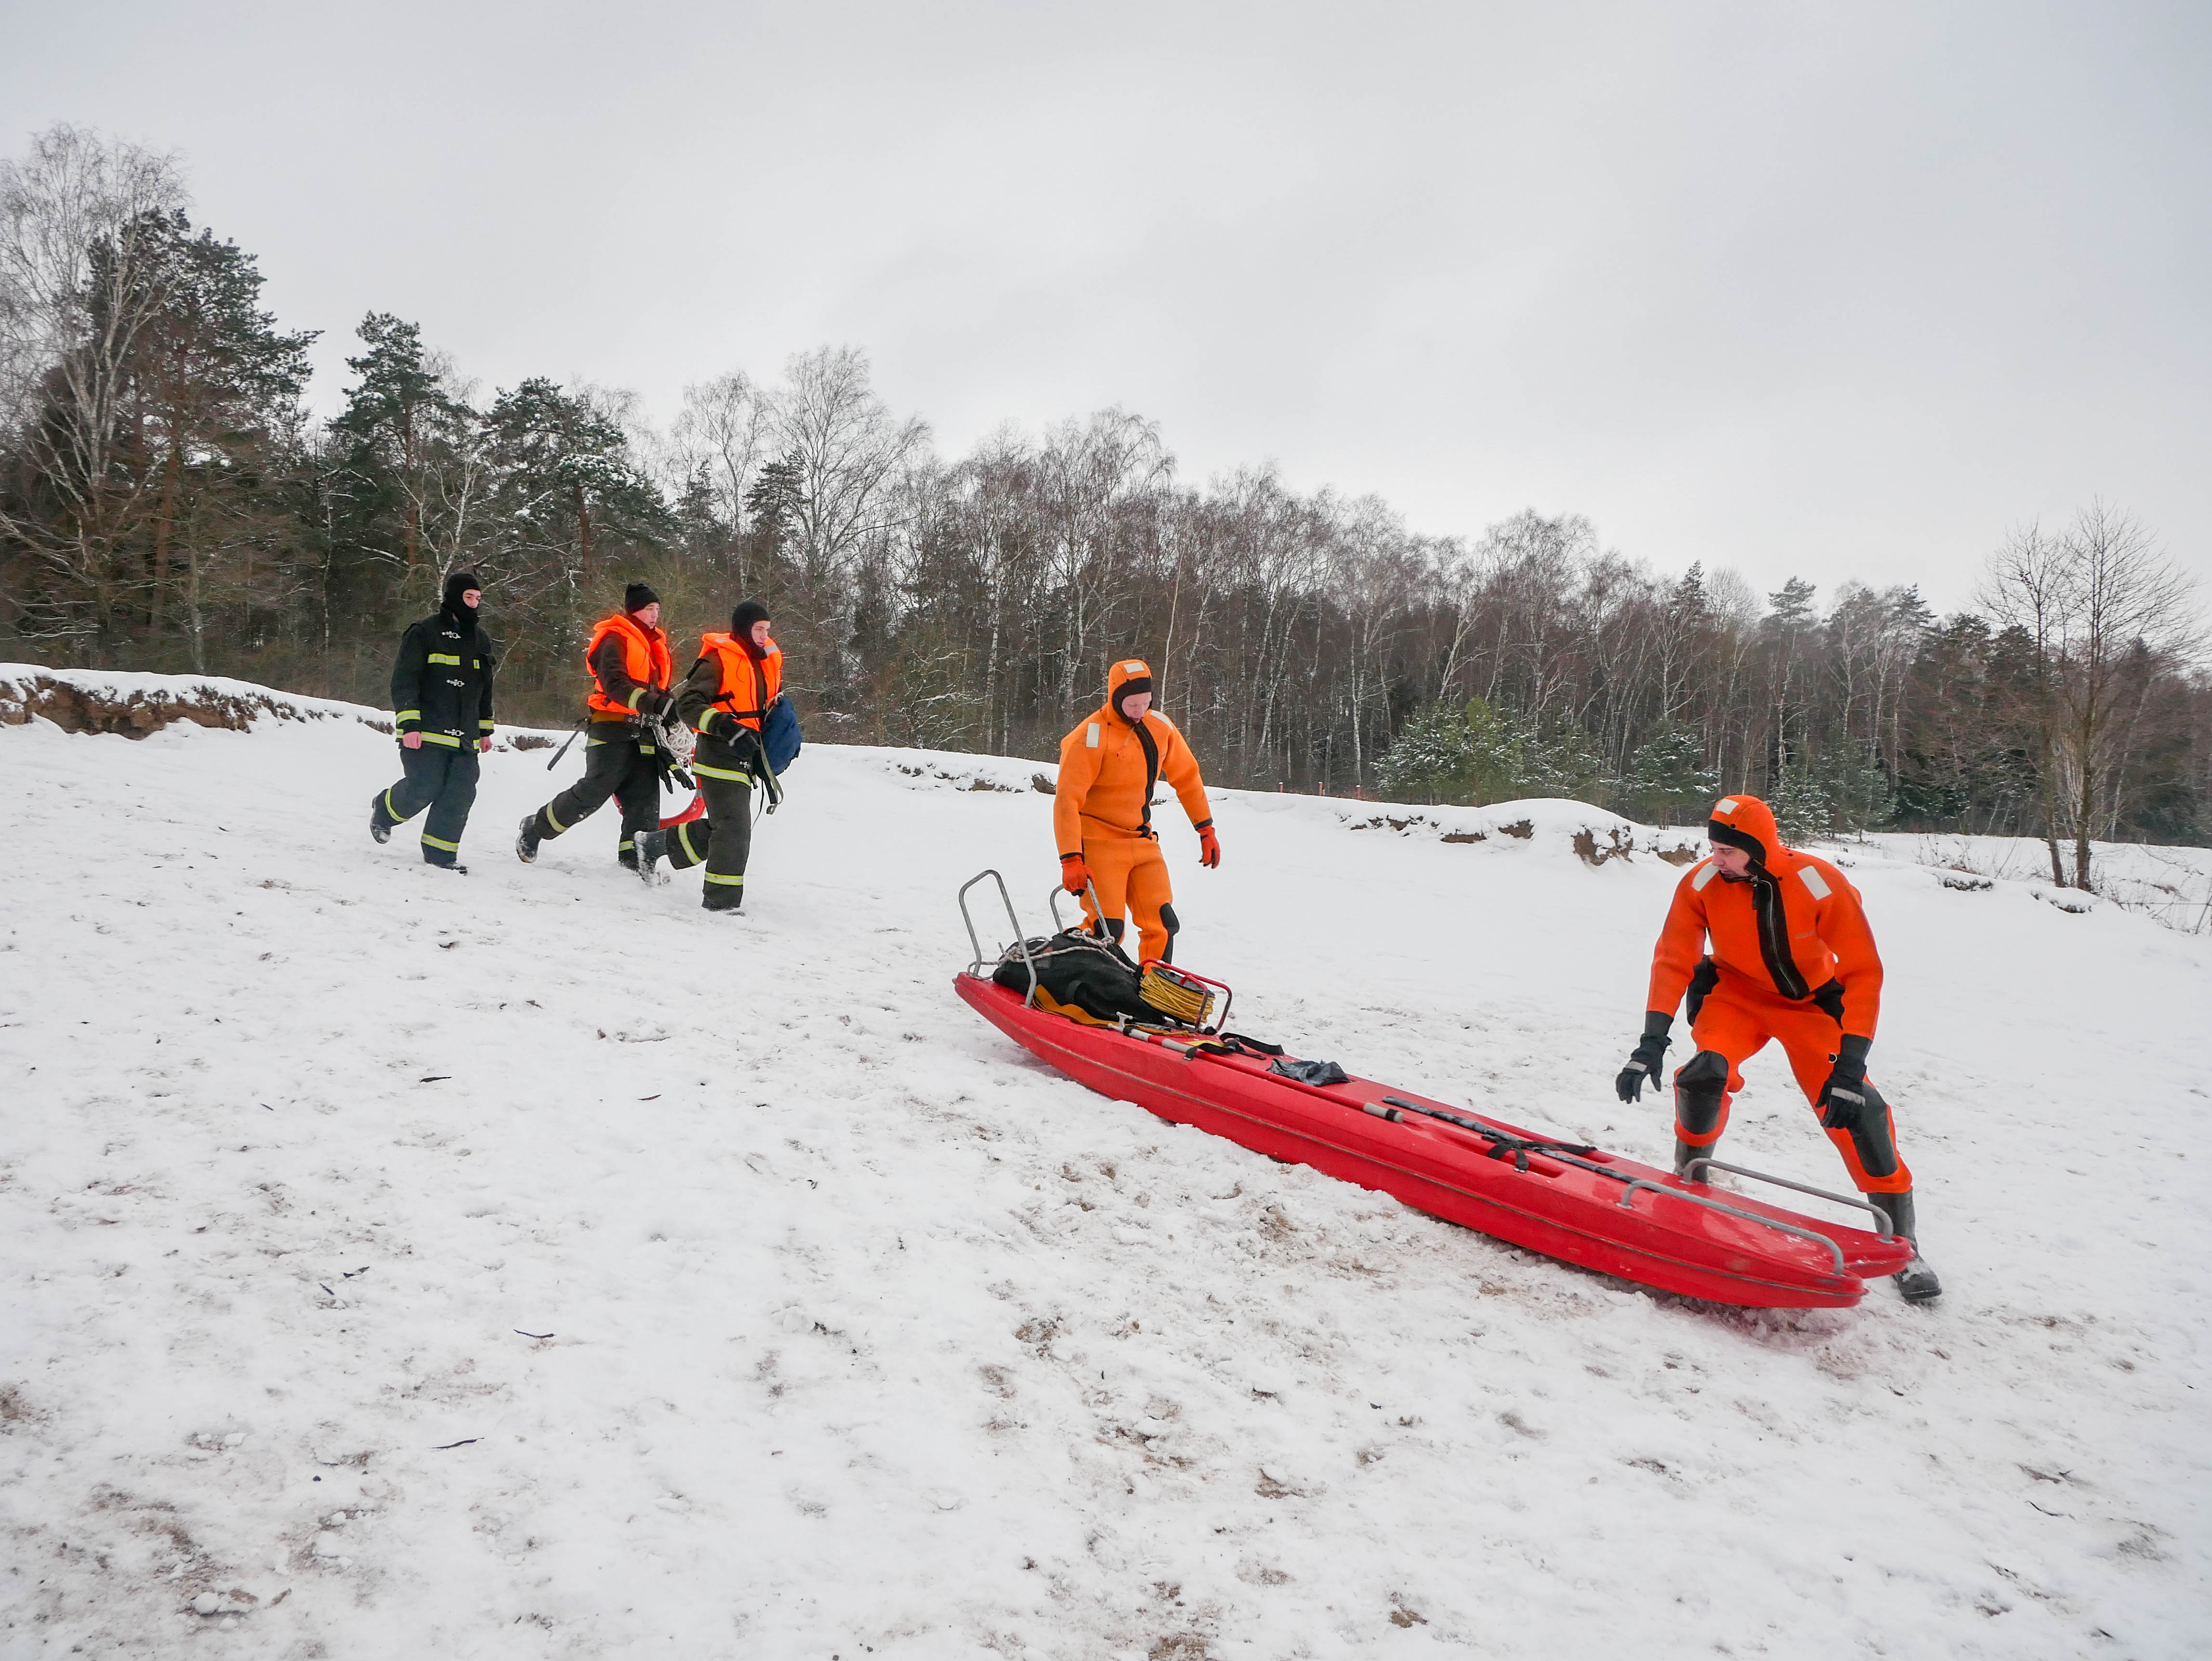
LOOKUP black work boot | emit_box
[369,795,393,845]
[1673,1138,1713,1180]
[515,813,542,863]
[701,882,743,913]
[1876,1189,1943,1303]
[634,829,669,886]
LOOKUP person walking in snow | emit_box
[515,583,676,880]
[1053,656,1218,964]
[370,571,497,871]
[637,598,785,912]
[1615,792,1941,1301]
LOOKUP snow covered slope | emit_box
[3,669,2207,1659]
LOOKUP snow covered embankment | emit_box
[2,666,2208,1659]
[0,665,404,741]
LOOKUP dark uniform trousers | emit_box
[664,765,754,902]
[532,727,661,861]
[375,744,481,867]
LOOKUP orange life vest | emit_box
[584,612,673,716]
[697,631,783,732]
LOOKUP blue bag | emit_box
[762,695,802,775]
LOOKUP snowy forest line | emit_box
[4,124,2207,873]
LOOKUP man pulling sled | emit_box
[1616,793,1942,1302]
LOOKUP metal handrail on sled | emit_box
[1614,1179,1847,1279]
[1370,1092,1854,1280]
[1682,1157,1902,1239]
[958,870,1039,1007]
[1047,878,1108,936]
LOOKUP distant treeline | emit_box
[4,125,2207,881]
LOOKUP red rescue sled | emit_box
[954,879,1911,1309]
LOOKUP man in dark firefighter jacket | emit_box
[516,583,675,880]
[370,571,497,870]
[640,598,782,912]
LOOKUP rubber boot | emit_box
[701,883,743,914]
[515,814,541,864]
[369,795,393,845]
[634,828,669,886]
[1877,1189,1943,1303]
[1672,1050,1730,1181]
[1673,1139,1708,1180]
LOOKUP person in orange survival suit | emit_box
[1615,793,1941,1302]
[1054,657,1219,964]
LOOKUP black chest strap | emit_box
[1131,718,1161,840]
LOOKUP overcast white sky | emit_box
[5,0,2207,612]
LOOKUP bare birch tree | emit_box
[0,124,187,653]
[2049,504,2201,886]
[665,368,772,586]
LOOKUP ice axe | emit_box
[545,718,587,770]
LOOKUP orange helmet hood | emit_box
[1106,657,1153,721]
[1708,793,1783,866]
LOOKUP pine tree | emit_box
[1818,740,1894,834]
[328,314,483,631]
[1375,698,1615,808]
[1670,561,1710,621]
[1373,703,1476,803]
[484,378,669,601]
[1460,698,1526,804]
[743,456,804,550]
[1766,576,1818,628]
[1768,765,1835,844]
[1513,717,1607,803]
[1626,724,1719,823]
[128,211,316,671]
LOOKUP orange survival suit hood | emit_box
[1708,793,1783,869]
[1106,657,1153,722]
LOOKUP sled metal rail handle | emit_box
[1616,1179,1847,1279]
[958,869,1039,1007]
[1047,878,1107,936]
[1682,1158,1899,1238]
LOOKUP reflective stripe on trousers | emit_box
[376,744,479,866]
[662,773,752,887]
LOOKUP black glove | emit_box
[1817,1035,1872,1128]
[1615,1012,1673,1103]
[640,687,676,723]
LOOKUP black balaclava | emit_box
[731,600,772,659]
[625,581,660,615]
[442,572,482,632]
[1706,817,1768,881]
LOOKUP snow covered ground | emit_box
[3,668,2208,1659]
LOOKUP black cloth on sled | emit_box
[994,930,1168,1023]
[1269,1057,1350,1086]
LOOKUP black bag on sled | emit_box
[993,930,1163,1024]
